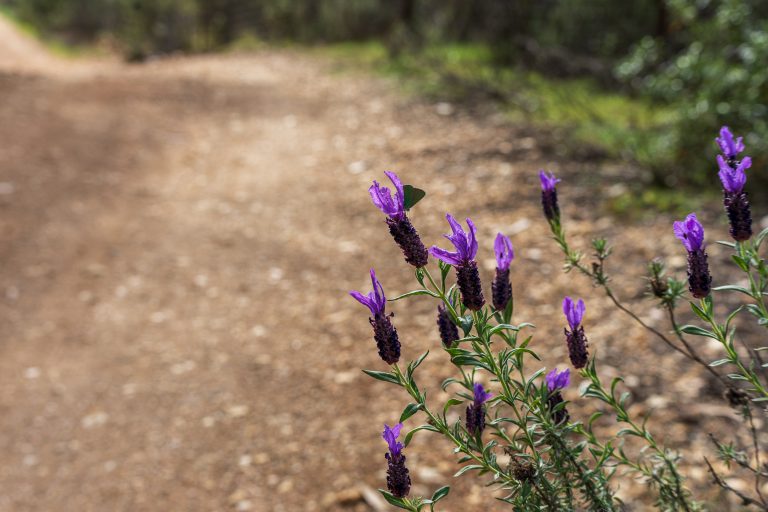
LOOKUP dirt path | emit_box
[0,16,763,512]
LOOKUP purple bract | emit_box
[473,382,492,404]
[350,268,386,316]
[673,213,705,253]
[429,214,479,266]
[382,423,404,457]
[539,170,560,192]
[494,233,515,270]
[545,368,571,392]
[562,297,585,329]
[370,171,405,220]
[717,155,751,194]
[716,126,745,159]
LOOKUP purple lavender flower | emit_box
[430,215,485,310]
[539,170,561,222]
[562,297,589,369]
[717,155,750,195]
[717,154,753,242]
[545,368,571,425]
[491,233,514,311]
[673,214,712,298]
[673,213,705,252]
[369,171,429,267]
[466,382,492,436]
[382,423,411,498]
[545,368,571,392]
[436,303,460,348]
[716,126,745,161]
[350,269,400,364]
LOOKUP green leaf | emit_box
[709,358,732,367]
[712,285,752,297]
[679,324,719,340]
[400,402,423,423]
[408,351,429,375]
[362,369,401,385]
[431,486,450,503]
[454,464,483,477]
[403,424,440,447]
[732,254,750,272]
[403,185,426,211]
[389,289,439,301]
[379,490,412,509]
[443,398,463,417]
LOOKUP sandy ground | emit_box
[1,14,766,512]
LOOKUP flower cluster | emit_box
[491,233,514,311]
[382,423,411,498]
[430,215,485,311]
[370,171,430,267]
[350,269,401,364]
[465,383,492,436]
[562,297,589,369]
[715,127,752,242]
[673,213,712,299]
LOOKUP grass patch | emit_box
[321,41,678,185]
[0,9,103,58]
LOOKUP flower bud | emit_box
[457,261,485,311]
[492,268,512,311]
[436,304,459,348]
[371,313,401,365]
[386,216,429,268]
[385,452,411,498]
[686,249,712,299]
[723,191,753,242]
[565,325,589,369]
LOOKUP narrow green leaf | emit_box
[403,424,440,447]
[379,490,411,509]
[399,402,423,423]
[362,369,401,385]
[389,289,439,301]
[679,324,719,340]
[431,486,450,502]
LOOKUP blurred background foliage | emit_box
[1,0,765,194]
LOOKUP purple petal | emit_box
[382,423,404,455]
[494,233,514,270]
[384,171,405,213]
[562,296,584,329]
[465,218,479,260]
[429,246,463,266]
[545,368,571,392]
[350,290,376,316]
[673,213,705,252]
[370,269,386,312]
[539,170,560,192]
[473,382,492,403]
[716,126,745,158]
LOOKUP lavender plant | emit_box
[540,127,768,509]
[351,168,707,510]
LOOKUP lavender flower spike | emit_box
[716,126,745,161]
[539,170,561,222]
[466,383,492,436]
[430,214,485,310]
[350,269,400,364]
[369,171,429,267]
[717,155,753,242]
[545,368,571,425]
[673,213,712,298]
[382,423,411,498]
[562,297,589,369]
[492,233,514,311]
